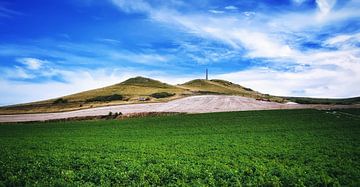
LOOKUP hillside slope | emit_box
[180,79,285,102]
[0,77,189,114]
[2,76,357,115]
[63,76,186,102]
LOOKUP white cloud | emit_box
[0,67,200,106]
[16,57,45,70]
[224,6,237,10]
[292,0,308,5]
[213,67,360,98]
[111,0,151,13]
[1,0,359,106]
[316,0,336,19]
[243,11,255,17]
[107,0,360,98]
[208,10,224,14]
[324,33,360,47]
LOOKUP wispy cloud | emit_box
[16,57,45,70]
[0,0,359,105]
[208,10,224,14]
[108,0,360,98]
[0,4,22,18]
[316,0,336,19]
[0,67,200,106]
[214,67,360,98]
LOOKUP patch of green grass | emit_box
[85,94,123,102]
[285,96,360,105]
[53,98,68,104]
[150,92,175,98]
[0,109,359,186]
[120,76,173,88]
[181,79,284,102]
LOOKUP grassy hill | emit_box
[0,77,188,114]
[1,76,358,114]
[180,79,285,102]
[62,76,186,102]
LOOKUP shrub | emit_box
[53,98,68,104]
[243,87,253,91]
[150,92,175,99]
[86,94,123,102]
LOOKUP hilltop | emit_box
[0,77,189,114]
[62,76,186,102]
[180,79,284,102]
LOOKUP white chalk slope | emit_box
[0,95,355,123]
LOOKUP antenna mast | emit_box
[206,69,208,80]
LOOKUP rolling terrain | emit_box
[0,77,284,115]
[0,76,359,118]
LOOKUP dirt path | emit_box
[0,95,358,123]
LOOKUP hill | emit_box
[1,76,358,115]
[180,79,285,102]
[62,76,186,102]
[0,77,188,114]
[285,96,360,105]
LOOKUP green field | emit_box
[285,96,360,105]
[0,109,359,186]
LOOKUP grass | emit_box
[0,77,187,114]
[180,79,285,102]
[85,94,123,103]
[150,92,176,98]
[1,76,359,115]
[285,96,360,105]
[0,109,359,186]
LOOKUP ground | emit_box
[0,77,285,115]
[1,95,359,123]
[0,109,359,186]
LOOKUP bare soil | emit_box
[0,95,359,123]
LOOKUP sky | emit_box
[0,0,359,105]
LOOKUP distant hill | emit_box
[285,96,360,105]
[0,76,358,115]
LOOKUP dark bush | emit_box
[150,92,175,99]
[53,98,68,104]
[243,87,253,91]
[86,94,123,102]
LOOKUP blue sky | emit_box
[0,0,359,105]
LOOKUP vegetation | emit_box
[0,109,359,186]
[121,76,173,88]
[0,77,186,114]
[0,76,358,114]
[85,94,123,102]
[150,92,175,98]
[181,79,284,102]
[53,98,68,104]
[286,96,360,105]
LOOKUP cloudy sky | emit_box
[0,0,359,105]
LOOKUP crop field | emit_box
[0,109,359,186]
